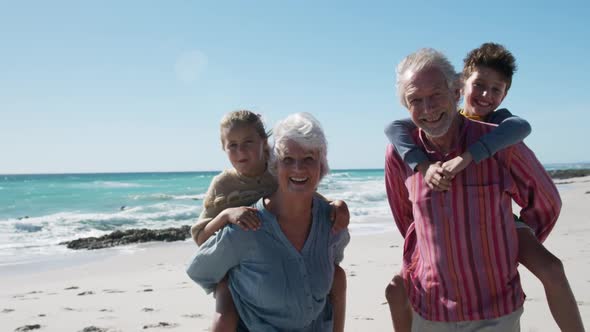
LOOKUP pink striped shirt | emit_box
[385,118,561,322]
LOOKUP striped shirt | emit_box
[385,118,561,322]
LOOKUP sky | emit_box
[1,1,589,174]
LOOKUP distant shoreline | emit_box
[546,169,590,179]
[1,165,589,177]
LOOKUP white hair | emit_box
[269,112,329,179]
[396,48,460,108]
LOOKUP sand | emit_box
[1,177,589,332]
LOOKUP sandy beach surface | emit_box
[1,177,589,332]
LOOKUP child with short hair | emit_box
[384,43,584,332]
[191,110,349,332]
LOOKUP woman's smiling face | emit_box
[276,140,321,194]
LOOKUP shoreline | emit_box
[51,171,590,252]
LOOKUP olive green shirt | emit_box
[191,168,277,240]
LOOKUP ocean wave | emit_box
[14,222,43,232]
[0,203,200,250]
[323,183,388,203]
[130,193,206,201]
[326,172,351,178]
[72,181,146,189]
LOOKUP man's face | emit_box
[403,67,460,138]
[462,66,508,118]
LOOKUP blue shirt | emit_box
[186,196,350,331]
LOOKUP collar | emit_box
[459,108,484,121]
[417,115,468,159]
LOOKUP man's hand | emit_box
[224,207,261,231]
[441,152,473,178]
[418,161,452,191]
[330,200,350,233]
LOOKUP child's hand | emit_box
[224,207,261,231]
[329,200,350,233]
[421,161,452,191]
[441,152,473,178]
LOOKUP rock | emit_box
[143,322,178,329]
[15,325,41,332]
[547,169,590,180]
[77,291,94,296]
[79,327,108,332]
[60,225,191,250]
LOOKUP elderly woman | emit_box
[186,112,350,331]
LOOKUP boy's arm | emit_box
[385,119,429,171]
[468,108,532,163]
[387,119,451,191]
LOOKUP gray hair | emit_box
[396,48,460,108]
[269,112,330,180]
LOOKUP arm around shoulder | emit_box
[471,109,532,163]
[385,118,429,170]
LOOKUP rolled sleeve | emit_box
[509,144,561,242]
[186,225,245,294]
[331,229,350,264]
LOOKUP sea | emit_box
[0,169,393,267]
[1,163,587,267]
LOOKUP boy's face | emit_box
[462,66,508,118]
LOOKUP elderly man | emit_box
[384,48,561,331]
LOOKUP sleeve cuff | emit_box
[404,149,430,171]
[467,141,490,163]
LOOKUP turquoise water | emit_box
[0,169,391,265]
[2,163,586,265]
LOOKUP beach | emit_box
[1,176,589,331]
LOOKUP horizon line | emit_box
[2,162,590,177]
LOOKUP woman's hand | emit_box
[330,200,350,233]
[224,207,261,231]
